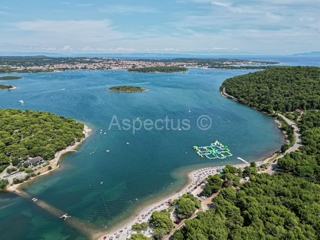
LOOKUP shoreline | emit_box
[93,89,284,240]
[94,157,271,240]
[5,124,92,193]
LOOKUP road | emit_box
[277,113,302,153]
[222,87,237,101]
[263,113,302,175]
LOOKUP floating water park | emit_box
[193,141,232,159]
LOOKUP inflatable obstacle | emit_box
[193,141,233,160]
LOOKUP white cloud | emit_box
[1,0,320,54]
[45,47,57,51]
[76,4,92,7]
[115,47,137,52]
[99,5,156,14]
[266,12,282,22]
[62,45,71,51]
[211,2,231,7]
[81,46,110,52]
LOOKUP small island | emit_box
[0,76,22,80]
[0,84,15,90]
[108,86,147,93]
[128,66,188,73]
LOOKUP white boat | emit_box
[19,100,24,104]
[100,181,103,184]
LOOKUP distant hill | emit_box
[292,51,320,56]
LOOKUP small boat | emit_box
[19,100,24,104]
[100,181,103,184]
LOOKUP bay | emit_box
[0,63,287,239]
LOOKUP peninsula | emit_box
[0,108,90,190]
[108,86,147,92]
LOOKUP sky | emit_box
[0,0,319,55]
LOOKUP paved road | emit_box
[264,113,302,175]
[222,87,237,101]
[277,113,302,153]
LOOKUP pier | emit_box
[237,157,249,164]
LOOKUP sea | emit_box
[0,55,319,240]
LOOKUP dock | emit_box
[237,157,249,164]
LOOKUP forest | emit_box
[172,67,320,240]
[221,66,320,113]
[0,109,85,182]
[128,66,188,73]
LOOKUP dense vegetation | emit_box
[173,112,320,239]
[173,194,201,219]
[221,66,320,113]
[128,66,187,73]
[172,67,320,240]
[129,233,151,240]
[0,109,84,175]
[278,111,320,182]
[0,84,14,90]
[149,210,174,240]
[108,86,147,92]
[131,222,149,232]
[0,76,22,80]
[174,173,320,240]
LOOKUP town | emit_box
[0,56,277,73]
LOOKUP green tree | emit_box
[176,198,196,219]
[150,210,174,239]
[129,233,151,240]
[132,222,148,232]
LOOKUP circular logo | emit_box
[197,115,212,130]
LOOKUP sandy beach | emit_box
[6,124,92,193]
[94,157,271,240]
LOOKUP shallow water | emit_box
[0,66,285,239]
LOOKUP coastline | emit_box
[93,89,284,240]
[94,157,271,240]
[5,124,92,193]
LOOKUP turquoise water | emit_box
[0,68,284,239]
